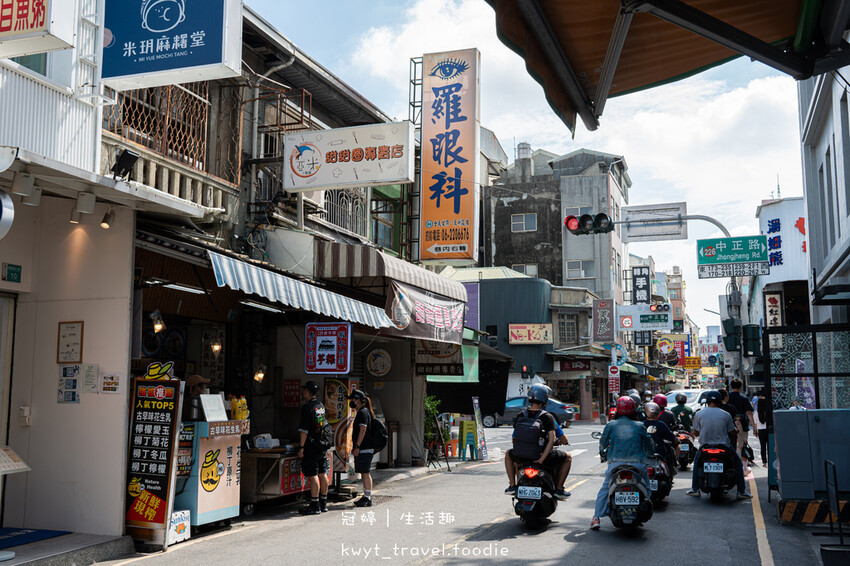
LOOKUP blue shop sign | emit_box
[102,0,240,90]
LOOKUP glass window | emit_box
[371,200,395,250]
[11,53,47,75]
[511,213,537,233]
[511,264,539,277]
[564,206,593,217]
[505,398,525,408]
[558,314,577,345]
[566,260,595,279]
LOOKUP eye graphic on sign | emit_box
[141,0,186,34]
[428,57,469,80]
[289,143,323,178]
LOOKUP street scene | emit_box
[0,1,849,565]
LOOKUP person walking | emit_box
[727,379,756,468]
[752,395,768,466]
[298,381,332,515]
[349,389,376,507]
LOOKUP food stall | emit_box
[173,395,249,527]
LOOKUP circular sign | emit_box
[621,316,633,328]
[608,365,620,376]
[708,355,717,365]
[615,343,628,366]
[656,337,674,355]
[366,349,392,377]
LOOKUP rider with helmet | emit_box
[590,396,655,530]
[653,394,678,431]
[630,391,646,421]
[504,384,572,499]
[671,392,694,431]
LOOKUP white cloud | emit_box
[347,0,804,332]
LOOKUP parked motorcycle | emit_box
[695,444,738,501]
[513,462,558,529]
[591,431,653,531]
[676,430,697,470]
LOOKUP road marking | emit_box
[568,440,600,446]
[111,525,256,564]
[466,461,502,469]
[749,477,775,566]
[568,449,587,457]
[565,478,589,491]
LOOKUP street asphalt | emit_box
[98,423,824,566]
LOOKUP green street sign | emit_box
[697,236,768,265]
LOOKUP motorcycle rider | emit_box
[643,402,679,460]
[504,384,571,499]
[671,393,694,432]
[687,390,752,499]
[653,394,678,431]
[590,396,655,530]
[628,391,645,421]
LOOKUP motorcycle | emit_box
[513,461,558,529]
[591,431,653,531]
[646,456,672,502]
[676,430,697,470]
[695,444,738,501]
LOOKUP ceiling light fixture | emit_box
[69,210,81,224]
[240,299,283,313]
[254,364,266,383]
[149,310,165,333]
[21,186,41,206]
[10,171,34,196]
[74,192,96,215]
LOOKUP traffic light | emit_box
[649,303,671,312]
[565,212,614,235]
[742,324,761,357]
[521,364,530,379]
[722,318,740,352]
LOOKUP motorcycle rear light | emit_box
[646,467,655,479]
[679,435,689,441]
[618,470,633,480]
[523,468,539,479]
[704,448,724,454]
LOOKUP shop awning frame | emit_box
[208,250,393,330]
[315,241,467,302]
[486,0,850,133]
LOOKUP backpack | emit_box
[311,406,334,451]
[512,409,548,460]
[370,418,388,452]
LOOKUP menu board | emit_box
[125,378,183,548]
[0,447,30,476]
[282,379,301,408]
[176,424,195,477]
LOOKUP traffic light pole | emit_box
[614,213,745,386]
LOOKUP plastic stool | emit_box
[461,432,478,461]
[444,439,458,458]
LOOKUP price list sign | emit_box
[125,378,183,548]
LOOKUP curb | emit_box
[372,458,481,486]
[777,498,850,524]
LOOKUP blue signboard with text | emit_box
[102,0,241,91]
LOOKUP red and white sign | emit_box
[608,364,620,393]
[620,315,633,328]
[699,343,720,356]
[560,360,591,371]
[305,323,352,374]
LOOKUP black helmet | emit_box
[629,392,641,407]
[527,384,549,405]
[302,380,320,395]
[705,390,722,404]
[675,393,687,405]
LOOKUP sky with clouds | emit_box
[250,0,805,333]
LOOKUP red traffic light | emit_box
[522,365,528,372]
[565,215,579,232]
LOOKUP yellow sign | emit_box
[701,366,720,375]
[420,48,480,264]
[656,338,674,355]
[683,356,702,369]
[508,323,553,345]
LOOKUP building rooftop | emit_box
[439,266,530,281]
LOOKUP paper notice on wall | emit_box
[82,363,99,393]
[58,365,81,404]
[100,372,125,395]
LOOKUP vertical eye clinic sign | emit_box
[282,122,415,192]
[420,48,480,265]
[102,0,242,91]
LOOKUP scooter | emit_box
[513,461,557,529]
[695,444,738,501]
[647,455,672,502]
[591,431,653,532]
[676,430,697,470]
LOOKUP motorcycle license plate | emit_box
[649,479,658,491]
[614,492,640,506]
[704,462,724,473]
[517,486,542,500]
[680,445,690,453]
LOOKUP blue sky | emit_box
[248,0,805,333]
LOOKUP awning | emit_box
[208,251,393,330]
[315,241,467,302]
[484,1,844,133]
[620,363,640,374]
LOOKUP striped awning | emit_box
[315,241,467,302]
[208,251,393,329]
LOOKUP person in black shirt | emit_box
[298,381,330,515]
[727,378,756,467]
[349,389,375,507]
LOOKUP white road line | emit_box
[567,440,601,446]
[567,449,587,457]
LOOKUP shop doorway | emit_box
[0,294,16,519]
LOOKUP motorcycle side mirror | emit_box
[591,431,602,439]
[646,426,657,434]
